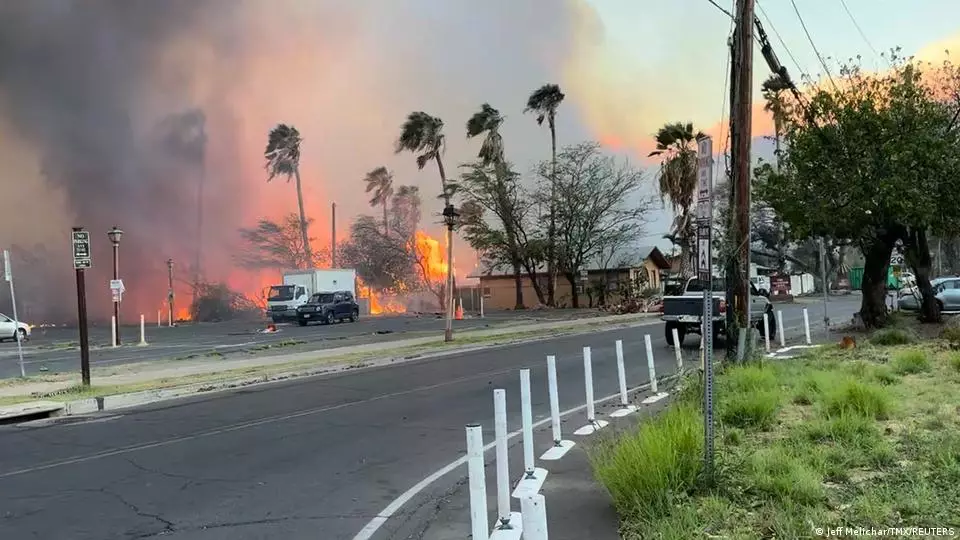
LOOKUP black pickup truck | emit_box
[661,277,774,346]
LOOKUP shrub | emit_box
[871,365,899,385]
[747,446,824,505]
[721,390,781,429]
[940,316,960,343]
[949,352,960,373]
[590,404,703,519]
[870,328,917,346]
[822,380,892,420]
[891,349,932,375]
[721,363,778,394]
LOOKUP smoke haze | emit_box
[0,0,595,322]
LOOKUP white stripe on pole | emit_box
[111,316,118,348]
[615,340,628,406]
[493,389,514,529]
[777,310,785,348]
[513,369,548,498]
[541,356,575,460]
[520,494,548,540]
[520,369,535,476]
[465,424,489,540]
[672,328,683,373]
[157,310,162,328]
[583,347,595,422]
[139,314,147,346]
[644,335,657,394]
[763,312,771,352]
[803,308,812,345]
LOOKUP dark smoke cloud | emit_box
[0,0,585,322]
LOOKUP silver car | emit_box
[897,277,960,311]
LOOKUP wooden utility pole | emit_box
[331,202,337,268]
[727,0,755,358]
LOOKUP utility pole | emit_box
[331,202,337,268]
[167,259,174,326]
[726,0,756,358]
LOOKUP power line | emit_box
[838,0,880,60]
[788,0,837,90]
[706,0,733,19]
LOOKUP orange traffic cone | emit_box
[455,299,464,320]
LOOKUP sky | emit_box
[0,0,957,320]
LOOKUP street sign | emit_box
[579,269,588,281]
[3,250,10,283]
[696,136,716,479]
[72,230,92,269]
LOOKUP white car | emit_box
[0,313,31,342]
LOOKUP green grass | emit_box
[869,327,917,346]
[594,339,960,538]
[891,348,932,375]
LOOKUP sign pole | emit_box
[697,137,715,481]
[4,250,25,377]
[72,228,93,387]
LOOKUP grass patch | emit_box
[891,348,932,374]
[595,338,960,538]
[869,327,917,346]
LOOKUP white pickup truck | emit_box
[660,277,774,346]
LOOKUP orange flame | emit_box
[415,230,450,284]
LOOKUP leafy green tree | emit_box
[648,122,705,277]
[756,56,960,326]
[264,124,311,263]
[363,166,394,235]
[525,83,565,306]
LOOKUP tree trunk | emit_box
[546,120,557,307]
[859,234,896,328]
[435,154,450,204]
[565,272,580,308]
[512,261,525,310]
[382,201,389,236]
[294,167,312,265]
[905,228,940,323]
[520,262,547,305]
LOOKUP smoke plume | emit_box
[0,0,586,322]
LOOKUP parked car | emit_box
[661,277,774,346]
[0,313,31,342]
[295,291,359,326]
[897,277,960,312]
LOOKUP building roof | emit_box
[469,245,671,278]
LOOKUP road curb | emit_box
[7,315,661,421]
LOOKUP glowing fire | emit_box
[356,279,407,315]
[415,230,450,284]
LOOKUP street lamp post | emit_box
[442,204,460,343]
[107,226,123,345]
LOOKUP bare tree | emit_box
[237,213,328,271]
[545,142,653,308]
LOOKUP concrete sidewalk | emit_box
[0,312,658,405]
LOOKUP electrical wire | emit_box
[706,0,733,19]
[837,0,880,60]
[755,1,806,82]
[788,0,838,90]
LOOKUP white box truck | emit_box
[266,269,357,322]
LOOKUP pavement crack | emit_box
[98,487,176,538]
[123,456,247,486]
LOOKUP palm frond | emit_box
[264,124,302,181]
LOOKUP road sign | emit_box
[890,253,904,266]
[579,269,588,281]
[72,230,92,269]
[3,250,10,283]
[696,136,716,479]
[698,238,711,274]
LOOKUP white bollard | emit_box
[763,312,771,353]
[803,308,812,345]
[480,294,485,318]
[777,310,786,348]
[493,389,515,530]
[642,334,668,404]
[139,314,147,346]
[465,424,490,540]
[168,308,173,327]
[541,356,575,460]
[513,369,548,498]
[610,340,637,418]
[672,327,683,373]
[520,494,549,540]
[573,347,608,435]
[157,310,161,328]
[111,315,118,348]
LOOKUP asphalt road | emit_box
[0,309,610,380]
[0,297,860,540]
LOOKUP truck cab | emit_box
[266,269,358,323]
[267,284,309,322]
[661,277,773,346]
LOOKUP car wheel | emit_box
[298,320,308,327]
[665,323,685,346]
[325,311,335,325]
[349,310,358,323]
[15,328,27,342]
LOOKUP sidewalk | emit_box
[0,312,658,406]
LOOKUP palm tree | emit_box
[762,75,792,163]
[466,103,524,309]
[648,122,705,278]
[363,166,394,235]
[525,83,565,307]
[264,124,311,264]
[395,112,455,340]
